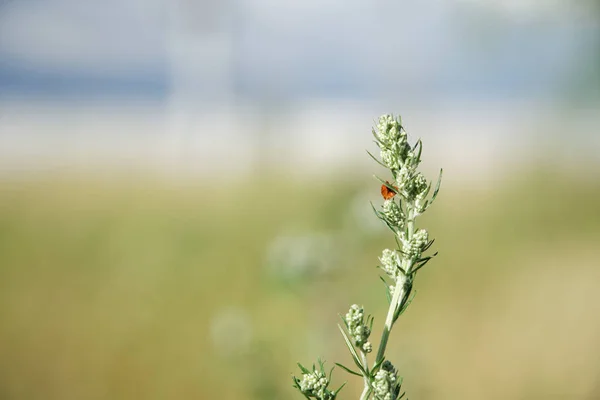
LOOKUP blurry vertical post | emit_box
[165,0,236,171]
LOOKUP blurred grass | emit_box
[0,167,599,400]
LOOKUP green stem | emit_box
[359,351,370,400]
[374,212,415,366]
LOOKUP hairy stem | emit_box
[374,273,405,365]
[359,351,370,400]
[374,213,415,366]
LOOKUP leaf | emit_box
[333,381,347,396]
[369,201,384,220]
[430,168,443,204]
[335,363,363,377]
[338,325,368,376]
[394,288,416,321]
[297,363,310,374]
[411,252,438,274]
[379,276,392,304]
[373,175,390,187]
[394,234,402,249]
[367,150,387,168]
[372,128,379,141]
[371,356,385,375]
[413,139,423,164]
[338,313,349,330]
[422,238,435,252]
[421,180,433,199]
[318,358,326,372]
[292,377,312,400]
[382,219,398,234]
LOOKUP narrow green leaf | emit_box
[338,313,349,330]
[395,288,416,321]
[318,358,325,371]
[335,363,363,377]
[421,180,432,199]
[411,251,438,274]
[366,150,387,168]
[394,234,402,249]
[383,219,398,234]
[337,325,367,376]
[333,381,347,395]
[371,356,385,375]
[372,128,379,141]
[373,174,390,187]
[369,201,384,220]
[379,276,392,304]
[300,392,311,400]
[292,377,312,400]
[421,199,430,213]
[422,238,435,252]
[413,139,423,164]
[430,168,443,204]
[297,363,310,374]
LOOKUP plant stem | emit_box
[373,273,405,365]
[359,351,370,400]
[373,213,415,366]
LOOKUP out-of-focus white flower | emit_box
[209,307,253,357]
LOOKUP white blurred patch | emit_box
[347,190,386,235]
[209,307,253,357]
[265,233,338,281]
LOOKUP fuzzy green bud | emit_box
[382,199,405,229]
[379,249,404,279]
[298,370,333,400]
[345,304,372,353]
[373,361,401,400]
[375,115,410,172]
[401,229,429,260]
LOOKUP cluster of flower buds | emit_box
[400,228,429,261]
[374,115,426,200]
[371,114,440,280]
[378,248,408,297]
[373,114,439,214]
[298,370,329,398]
[293,360,343,400]
[379,249,404,280]
[373,361,402,400]
[381,199,405,231]
[375,114,409,172]
[345,304,373,353]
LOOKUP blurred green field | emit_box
[0,167,599,400]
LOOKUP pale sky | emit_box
[0,0,595,100]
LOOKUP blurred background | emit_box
[0,0,599,399]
